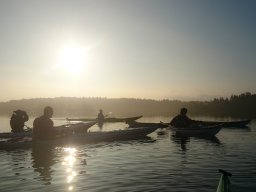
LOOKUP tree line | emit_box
[0,92,255,118]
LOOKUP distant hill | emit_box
[0,92,255,118]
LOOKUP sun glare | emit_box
[57,45,86,75]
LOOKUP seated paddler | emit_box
[170,107,196,128]
[97,109,105,123]
[97,109,105,129]
[33,106,57,140]
[10,109,29,133]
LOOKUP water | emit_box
[0,116,255,192]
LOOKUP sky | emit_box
[0,0,255,102]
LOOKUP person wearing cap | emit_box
[170,108,195,128]
[33,106,57,140]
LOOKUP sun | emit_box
[57,44,86,75]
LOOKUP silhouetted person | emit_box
[10,109,29,132]
[170,108,195,128]
[97,109,105,124]
[33,106,57,140]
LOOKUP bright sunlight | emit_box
[57,44,87,75]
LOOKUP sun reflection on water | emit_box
[62,147,77,191]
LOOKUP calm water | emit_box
[0,116,255,192]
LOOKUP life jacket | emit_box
[10,110,29,133]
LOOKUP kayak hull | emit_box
[126,121,168,129]
[67,115,143,123]
[198,119,250,128]
[0,126,157,150]
[169,124,222,137]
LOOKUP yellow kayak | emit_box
[216,169,232,192]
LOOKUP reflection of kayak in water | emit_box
[217,169,232,192]
[66,115,143,123]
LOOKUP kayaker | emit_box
[10,109,29,133]
[170,108,195,128]
[97,109,105,127]
[33,106,57,140]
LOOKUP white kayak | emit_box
[0,121,97,138]
[0,126,158,150]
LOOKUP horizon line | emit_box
[1,92,254,103]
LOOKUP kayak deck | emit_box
[0,121,97,139]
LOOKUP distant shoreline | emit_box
[0,92,255,118]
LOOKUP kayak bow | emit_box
[217,169,232,192]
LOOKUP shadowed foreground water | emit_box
[0,117,255,192]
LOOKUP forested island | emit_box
[0,92,255,118]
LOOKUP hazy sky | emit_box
[0,0,255,101]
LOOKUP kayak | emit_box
[216,169,232,192]
[169,124,222,137]
[0,130,32,138]
[197,119,251,128]
[66,115,143,123]
[0,126,158,150]
[127,119,250,129]
[126,121,168,129]
[0,121,97,139]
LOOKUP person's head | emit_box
[44,106,53,118]
[180,107,188,115]
[13,109,27,117]
[99,109,103,113]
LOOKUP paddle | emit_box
[24,125,32,131]
[100,111,112,119]
[159,121,170,129]
[106,112,112,117]
[156,121,170,135]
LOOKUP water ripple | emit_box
[0,118,255,191]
